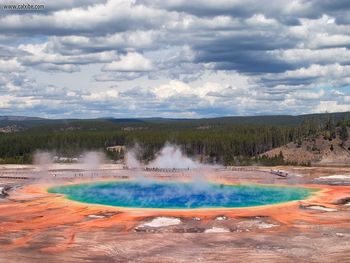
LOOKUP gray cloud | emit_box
[0,0,350,117]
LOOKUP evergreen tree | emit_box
[340,124,349,147]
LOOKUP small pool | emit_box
[48,181,316,209]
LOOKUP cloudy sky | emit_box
[1,0,350,118]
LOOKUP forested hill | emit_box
[1,111,350,130]
[0,111,349,165]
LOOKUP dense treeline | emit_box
[0,112,349,165]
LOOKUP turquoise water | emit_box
[48,181,316,209]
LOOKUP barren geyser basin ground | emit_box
[1,164,350,263]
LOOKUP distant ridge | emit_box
[0,116,45,121]
[1,111,349,122]
[0,111,349,131]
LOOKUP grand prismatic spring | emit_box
[48,181,316,209]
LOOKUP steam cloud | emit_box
[32,150,108,179]
[79,151,106,171]
[125,143,201,170]
[33,151,53,173]
[147,144,200,169]
[125,143,143,169]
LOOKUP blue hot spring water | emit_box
[48,181,316,209]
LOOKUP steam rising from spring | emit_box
[147,144,199,169]
[80,151,106,171]
[32,150,108,179]
[33,151,53,174]
[124,143,207,184]
[125,143,143,169]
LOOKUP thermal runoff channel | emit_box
[48,181,316,209]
